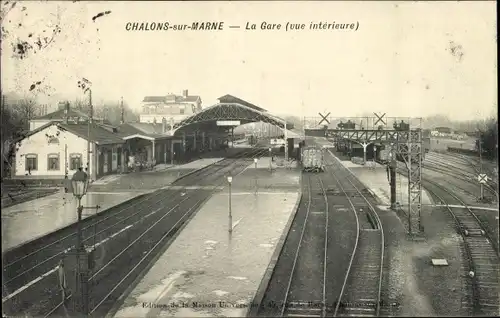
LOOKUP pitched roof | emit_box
[116,123,145,137]
[32,108,105,121]
[143,96,166,103]
[217,94,267,112]
[142,95,201,103]
[58,123,125,145]
[123,122,167,136]
[33,108,87,120]
[14,122,57,143]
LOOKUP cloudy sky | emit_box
[1,1,496,120]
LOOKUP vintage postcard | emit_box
[1,1,497,317]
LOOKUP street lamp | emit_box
[253,158,258,194]
[269,147,272,172]
[71,168,90,315]
[227,176,233,234]
[78,78,93,181]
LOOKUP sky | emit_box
[1,1,497,121]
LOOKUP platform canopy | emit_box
[172,94,294,135]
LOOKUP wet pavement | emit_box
[1,158,225,253]
[113,187,301,317]
[233,164,301,192]
[330,154,433,207]
[1,190,147,252]
[89,158,224,192]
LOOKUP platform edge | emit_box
[246,184,303,317]
[2,193,150,255]
[170,158,226,183]
[104,187,216,318]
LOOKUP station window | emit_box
[179,108,185,115]
[69,153,82,170]
[47,153,60,171]
[25,154,38,171]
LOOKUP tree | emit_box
[69,99,139,125]
[476,117,498,160]
[13,97,39,128]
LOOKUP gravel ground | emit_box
[328,156,466,316]
[412,205,467,316]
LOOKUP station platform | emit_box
[1,158,224,253]
[111,168,301,317]
[332,156,433,207]
[327,149,465,316]
[89,158,225,192]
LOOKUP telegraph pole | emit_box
[87,89,93,176]
[120,96,124,124]
[479,132,483,200]
[284,120,288,162]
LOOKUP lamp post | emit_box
[78,79,93,180]
[269,147,272,172]
[71,168,90,315]
[227,176,233,234]
[254,158,258,194]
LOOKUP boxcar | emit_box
[301,146,325,172]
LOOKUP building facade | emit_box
[12,122,125,180]
[139,89,202,126]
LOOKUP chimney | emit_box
[182,89,188,98]
[162,117,167,133]
[63,101,70,124]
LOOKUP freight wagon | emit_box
[301,146,325,172]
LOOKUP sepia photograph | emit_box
[1,1,498,317]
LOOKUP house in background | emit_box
[139,89,202,126]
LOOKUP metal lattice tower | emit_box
[391,128,423,235]
[304,115,424,235]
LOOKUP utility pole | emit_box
[479,132,483,200]
[284,120,288,162]
[120,96,124,124]
[407,118,412,235]
[87,89,93,177]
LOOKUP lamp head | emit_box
[227,176,233,183]
[254,158,258,163]
[71,169,89,199]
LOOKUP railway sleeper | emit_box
[463,229,486,236]
[283,301,323,317]
[337,302,377,317]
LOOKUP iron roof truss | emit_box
[173,103,287,132]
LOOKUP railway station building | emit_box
[10,94,294,182]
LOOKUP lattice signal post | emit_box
[304,115,424,235]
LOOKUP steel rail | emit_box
[279,173,313,317]
[2,150,262,292]
[40,149,266,317]
[325,151,384,318]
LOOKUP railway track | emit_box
[430,152,498,189]
[2,147,267,317]
[325,152,384,317]
[422,178,499,316]
[279,173,328,317]
[391,157,498,203]
[1,187,59,208]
